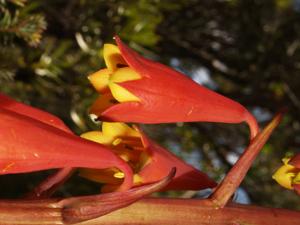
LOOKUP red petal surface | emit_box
[134,126,216,190]
[0,108,133,191]
[140,141,216,190]
[102,37,259,139]
[289,154,300,168]
[0,93,71,133]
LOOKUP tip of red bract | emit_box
[165,169,217,190]
[138,139,217,191]
[0,93,71,133]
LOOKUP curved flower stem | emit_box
[246,110,260,139]
[209,112,283,208]
[25,167,75,199]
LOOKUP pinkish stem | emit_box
[0,197,299,225]
[72,198,300,225]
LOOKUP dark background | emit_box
[0,0,299,209]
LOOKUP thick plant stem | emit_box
[209,113,283,208]
[0,199,62,225]
[75,198,300,225]
[0,197,299,225]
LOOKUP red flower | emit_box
[88,36,259,139]
[0,93,133,191]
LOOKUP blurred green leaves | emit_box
[0,0,46,46]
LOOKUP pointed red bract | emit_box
[0,105,133,191]
[0,93,71,133]
[137,127,216,190]
[100,36,259,139]
[141,142,216,190]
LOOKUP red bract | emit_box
[0,93,71,133]
[140,141,216,190]
[289,153,300,167]
[137,127,216,190]
[0,94,133,191]
[90,36,259,139]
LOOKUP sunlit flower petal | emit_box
[88,37,259,139]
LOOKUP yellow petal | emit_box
[112,145,141,162]
[109,82,140,102]
[90,93,117,116]
[272,163,296,190]
[102,122,140,139]
[81,131,114,145]
[133,174,143,185]
[80,168,123,185]
[110,67,141,83]
[103,44,127,72]
[88,69,110,93]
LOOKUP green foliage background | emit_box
[0,0,300,209]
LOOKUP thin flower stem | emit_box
[209,113,283,208]
[25,167,75,199]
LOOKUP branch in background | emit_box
[25,168,75,199]
[209,112,283,208]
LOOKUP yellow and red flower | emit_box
[0,93,216,193]
[0,93,133,191]
[80,122,216,192]
[88,36,259,139]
